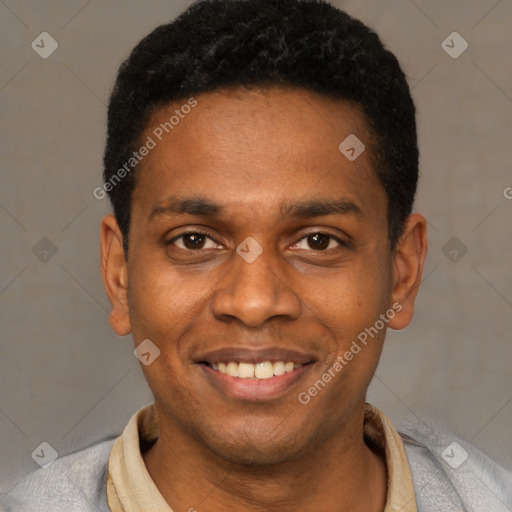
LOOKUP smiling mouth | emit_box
[202,360,308,379]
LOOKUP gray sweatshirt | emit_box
[2,419,511,511]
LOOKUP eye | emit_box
[167,231,347,253]
[168,232,221,251]
[291,232,346,251]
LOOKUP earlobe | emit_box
[387,213,428,330]
[100,214,131,336]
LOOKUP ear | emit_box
[387,213,428,330]
[100,214,131,336]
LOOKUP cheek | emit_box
[305,264,392,340]
[127,259,196,341]
[300,258,393,395]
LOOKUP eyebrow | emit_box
[149,196,362,221]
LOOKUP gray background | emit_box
[1,0,511,497]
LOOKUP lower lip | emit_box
[199,363,313,402]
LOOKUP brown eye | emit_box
[291,232,345,252]
[307,233,330,250]
[169,232,219,251]
[182,233,206,249]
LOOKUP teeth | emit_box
[226,361,239,377]
[255,361,273,379]
[238,362,255,378]
[284,362,295,373]
[211,360,303,379]
[273,361,285,376]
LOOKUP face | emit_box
[101,86,426,465]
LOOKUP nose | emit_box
[211,241,301,328]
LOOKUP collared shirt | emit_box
[107,403,418,512]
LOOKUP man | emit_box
[3,0,511,511]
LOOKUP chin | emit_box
[199,423,311,467]
[209,439,304,467]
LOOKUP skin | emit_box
[100,86,427,512]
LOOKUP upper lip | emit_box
[195,347,315,365]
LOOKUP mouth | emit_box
[195,347,315,401]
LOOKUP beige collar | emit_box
[107,403,417,512]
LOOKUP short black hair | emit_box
[103,0,418,255]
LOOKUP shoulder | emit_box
[1,438,116,512]
[398,417,512,511]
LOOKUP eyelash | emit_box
[167,230,349,252]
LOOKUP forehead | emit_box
[131,87,385,228]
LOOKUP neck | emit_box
[143,405,387,512]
